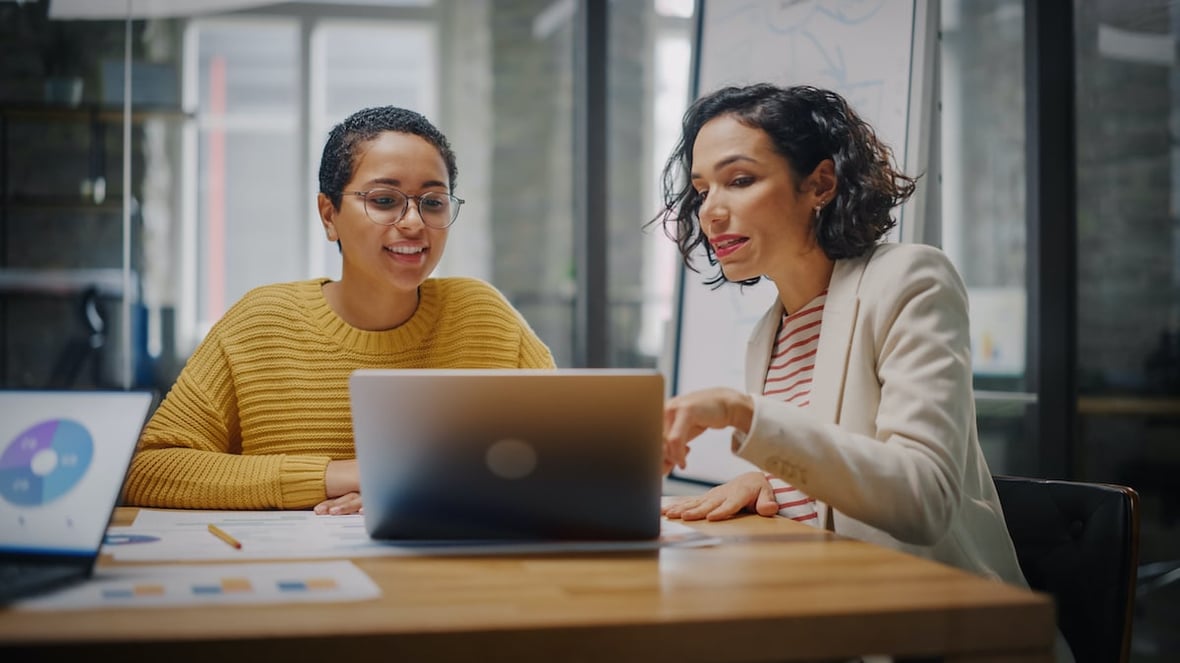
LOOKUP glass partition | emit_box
[1073,0,1180,657]
[0,1,172,389]
[940,0,1035,474]
[1,0,697,390]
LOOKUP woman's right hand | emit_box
[316,459,361,515]
[662,387,754,472]
[314,491,362,516]
[661,471,780,521]
[324,458,359,497]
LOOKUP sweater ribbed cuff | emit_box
[279,456,331,509]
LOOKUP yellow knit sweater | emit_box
[125,277,555,509]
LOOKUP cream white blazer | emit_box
[732,242,1027,586]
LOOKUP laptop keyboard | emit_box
[0,563,83,602]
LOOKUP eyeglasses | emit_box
[343,188,465,229]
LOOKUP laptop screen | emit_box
[351,369,665,541]
[0,390,154,557]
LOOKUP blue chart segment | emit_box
[0,419,93,506]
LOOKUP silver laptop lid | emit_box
[0,390,154,557]
[350,369,664,541]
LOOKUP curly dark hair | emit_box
[317,106,458,209]
[651,83,917,287]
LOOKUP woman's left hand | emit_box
[662,471,779,521]
[314,491,363,516]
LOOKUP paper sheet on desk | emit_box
[103,510,719,561]
[10,560,379,611]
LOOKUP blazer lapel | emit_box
[811,252,872,426]
[812,250,874,533]
[745,301,781,393]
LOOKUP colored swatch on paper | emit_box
[191,577,253,595]
[101,584,165,599]
[277,577,337,592]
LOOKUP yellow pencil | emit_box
[207,523,242,550]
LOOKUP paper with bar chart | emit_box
[9,560,379,610]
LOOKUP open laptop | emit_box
[350,369,664,542]
[0,389,155,603]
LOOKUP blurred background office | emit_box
[0,0,1177,659]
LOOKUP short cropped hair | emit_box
[318,106,458,209]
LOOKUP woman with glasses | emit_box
[124,106,555,514]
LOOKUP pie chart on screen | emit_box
[0,419,94,506]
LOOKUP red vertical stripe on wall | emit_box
[207,55,227,320]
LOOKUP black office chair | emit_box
[993,475,1140,663]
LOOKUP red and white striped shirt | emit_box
[762,290,827,525]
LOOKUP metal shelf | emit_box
[0,268,139,299]
[0,103,191,124]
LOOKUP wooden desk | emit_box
[1,508,1054,662]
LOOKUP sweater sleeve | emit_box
[518,326,557,368]
[123,314,330,510]
[451,277,556,369]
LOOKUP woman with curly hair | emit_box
[655,83,1041,603]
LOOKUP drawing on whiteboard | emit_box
[697,0,911,169]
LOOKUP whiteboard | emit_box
[670,0,937,484]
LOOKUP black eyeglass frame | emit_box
[343,188,465,229]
